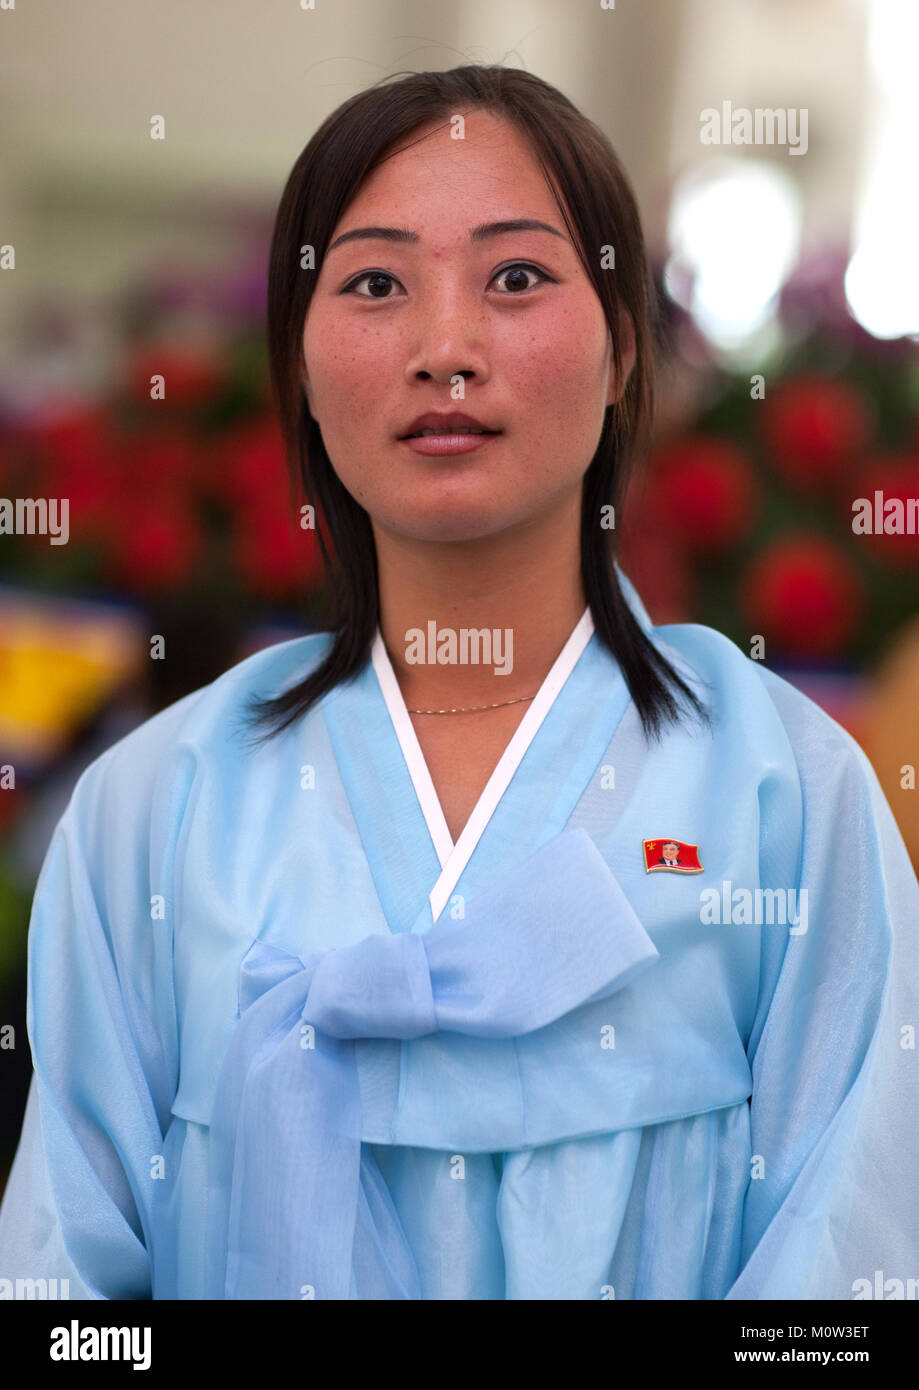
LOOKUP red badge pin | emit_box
[642,838,703,873]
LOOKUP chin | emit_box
[379,505,521,546]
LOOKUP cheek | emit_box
[501,302,607,399]
[303,310,392,419]
[501,311,608,460]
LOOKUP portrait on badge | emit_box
[1,63,918,1303]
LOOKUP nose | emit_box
[402,285,491,387]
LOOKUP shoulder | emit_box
[649,617,884,804]
[59,631,335,842]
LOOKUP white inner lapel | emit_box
[372,606,596,924]
[371,633,455,869]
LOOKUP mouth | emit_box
[398,427,503,457]
[399,427,501,439]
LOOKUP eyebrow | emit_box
[326,218,568,254]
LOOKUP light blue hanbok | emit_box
[1,569,918,1300]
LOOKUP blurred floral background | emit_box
[1,0,917,1191]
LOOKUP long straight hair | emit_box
[242,64,709,745]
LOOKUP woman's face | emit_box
[302,108,634,545]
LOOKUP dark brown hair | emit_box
[242,64,709,744]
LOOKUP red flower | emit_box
[206,419,289,511]
[39,464,123,548]
[29,402,117,465]
[759,375,873,490]
[740,533,864,658]
[118,430,200,500]
[40,428,205,558]
[122,343,225,408]
[31,405,124,545]
[618,525,696,624]
[232,496,322,600]
[849,454,919,569]
[102,492,204,594]
[645,436,758,551]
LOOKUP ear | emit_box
[606,305,637,409]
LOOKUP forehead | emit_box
[342,110,556,222]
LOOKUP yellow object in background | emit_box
[862,617,919,878]
[0,587,143,767]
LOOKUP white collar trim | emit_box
[371,605,596,924]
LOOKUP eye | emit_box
[342,271,405,299]
[490,262,553,293]
[340,261,554,299]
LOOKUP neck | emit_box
[374,496,586,710]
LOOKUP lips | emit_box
[398,411,501,439]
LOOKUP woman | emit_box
[1,64,918,1301]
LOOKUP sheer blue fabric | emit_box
[203,829,658,1299]
[1,569,918,1300]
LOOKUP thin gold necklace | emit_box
[406,692,537,715]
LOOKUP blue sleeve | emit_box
[0,698,196,1299]
[726,672,919,1299]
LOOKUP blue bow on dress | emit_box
[202,827,660,1299]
